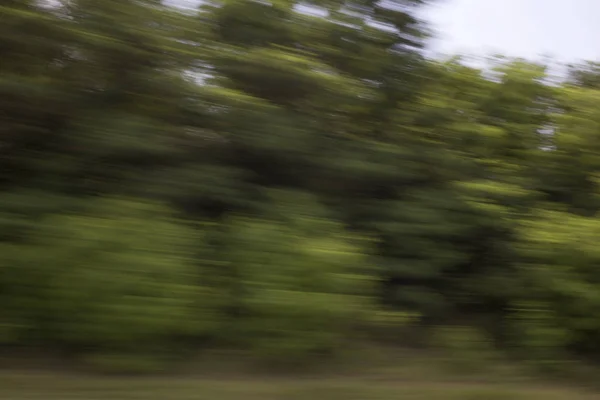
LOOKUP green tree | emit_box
[515,209,600,361]
[0,197,221,364]
[210,191,374,364]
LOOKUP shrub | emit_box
[212,191,375,365]
[0,197,221,366]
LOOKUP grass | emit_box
[0,372,596,400]
[0,348,597,400]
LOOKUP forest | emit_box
[3,0,600,377]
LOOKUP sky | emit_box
[166,0,600,64]
[423,0,600,63]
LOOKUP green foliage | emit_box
[212,192,374,364]
[0,197,220,356]
[4,0,600,374]
[514,210,600,361]
[430,325,499,373]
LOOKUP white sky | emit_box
[423,0,600,63]
[166,0,599,64]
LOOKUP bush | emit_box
[0,197,221,364]
[429,325,498,373]
[212,191,375,365]
[515,210,600,363]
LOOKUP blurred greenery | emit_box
[3,0,600,381]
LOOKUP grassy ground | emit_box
[0,372,596,400]
[0,348,597,400]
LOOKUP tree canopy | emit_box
[3,0,600,371]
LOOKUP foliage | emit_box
[0,197,219,357]
[3,0,600,371]
[514,210,600,363]
[208,191,374,363]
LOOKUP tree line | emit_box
[3,0,600,372]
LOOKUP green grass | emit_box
[0,372,596,400]
[0,347,597,400]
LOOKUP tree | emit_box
[0,197,221,364]
[208,191,374,363]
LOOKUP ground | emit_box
[0,371,597,400]
[1,348,597,400]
